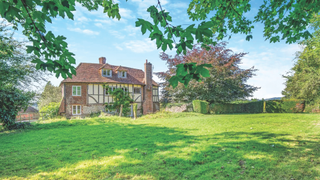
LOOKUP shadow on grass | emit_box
[0,119,197,179]
[0,119,320,179]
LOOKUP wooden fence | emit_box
[16,113,40,122]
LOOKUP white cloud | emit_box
[109,30,125,39]
[230,47,244,53]
[119,8,134,19]
[68,28,100,35]
[131,0,169,18]
[124,38,156,53]
[94,19,113,25]
[94,23,103,28]
[170,2,188,9]
[73,2,130,27]
[236,44,302,99]
[77,16,89,23]
[73,6,91,25]
[124,25,140,36]
[279,43,302,57]
[115,44,123,50]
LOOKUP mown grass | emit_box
[1,112,320,179]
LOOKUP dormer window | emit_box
[102,69,112,77]
[118,71,127,78]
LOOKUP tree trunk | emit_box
[119,105,123,117]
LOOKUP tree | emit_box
[0,21,47,89]
[282,14,320,104]
[156,43,259,103]
[0,0,319,86]
[106,87,133,116]
[38,81,62,109]
[0,21,46,129]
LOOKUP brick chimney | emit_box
[99,57,106,64]
[143,60,153,114]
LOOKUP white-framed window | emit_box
[72,86,81,96]
[118,71,127,78]
[102,69,112,77]
[72,105,81,115]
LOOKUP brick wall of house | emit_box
[64,83,87,118]
[58,84,65,115]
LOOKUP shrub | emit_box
[90,111,101,118]
[40,102,60,119]
[304,103,320,113]
[192,100,209,114]
[5,122,32,130]
[0,86,34,129]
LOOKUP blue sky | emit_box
[20,0,305,99]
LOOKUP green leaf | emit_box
[169,76,179,88]
[199,68,210,77]
[61,0,69,8]
[246,35,253,41]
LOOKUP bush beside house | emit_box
[39,102,60,119]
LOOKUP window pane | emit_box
[77,106,81,114]
[73,106,76,114]
[77,86,81,96]
[134,88,140,93]
[72,87,76,95]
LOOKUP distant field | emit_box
[1,112,320,179]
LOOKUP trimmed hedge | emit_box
[210,101,264,114]
[265,99,305,113]
[192,100,209,114]
[210,99,305,114]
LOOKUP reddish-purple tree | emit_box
[155,42,259,103]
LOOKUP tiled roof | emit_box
[19,106,38,113]
[99,63,113,70]
[61,63,159,86]
[115,66,127,71]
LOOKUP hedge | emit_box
[210,101,264,114]
[265,99,305,113]
[192,100,209,114]
[209,99,305,114]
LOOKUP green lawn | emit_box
[1,112,320,179]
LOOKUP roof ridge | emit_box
[80,62,144,71]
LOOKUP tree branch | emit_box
[21,0,47,43]
[157,0,176,44]
[230,2,242,18]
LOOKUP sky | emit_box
[13,0,305,99]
